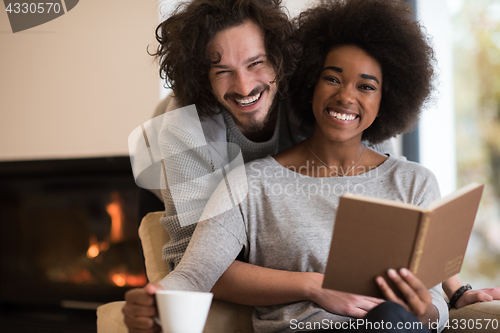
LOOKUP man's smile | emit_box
[234,91,263,107]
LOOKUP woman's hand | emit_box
[455,287,500,308]
[376,268,437,324]
[309,273,385,318]
[122,283,163,333]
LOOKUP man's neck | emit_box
[240,106,278,142]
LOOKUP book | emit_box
[322,183,484,298]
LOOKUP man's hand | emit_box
[376,268,437,325]
[122,283,163,333]
[455,287,500,308]
[310,273,384,318]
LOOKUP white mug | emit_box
[155,290,213,333]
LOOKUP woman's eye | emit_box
[359,85,375,91]
[215,70,230,75]
[324,76,340,83]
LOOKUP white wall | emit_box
[417,0,457,196]
[0,0,160,161]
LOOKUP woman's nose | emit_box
[336,84,355,105]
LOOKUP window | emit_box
[418,0,500,288]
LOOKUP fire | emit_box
[86,191,124,259]
[86,235,110,259]
[83,191,148,288]
[110,272,147,287]
[87,191,125,259]
[87,244,99,259]
[111,273,127,287]
[107,191,125,243]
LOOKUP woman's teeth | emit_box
[328,110,357,121]
[235,92,262,106]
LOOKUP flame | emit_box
[86,235,110,259]
[87,244,99,259]
[111,273,127,287]
[109,271,147,287]
[87,235,99,259]
[84,191,149,288]
[107,192,125,243]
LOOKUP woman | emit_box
[158,0,448,332]
[283,0,498,312]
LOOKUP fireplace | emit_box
[0,157,147,310]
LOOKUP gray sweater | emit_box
[159,155,449,333]
[157,96,395,270]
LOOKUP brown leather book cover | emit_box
[322,183,484,298]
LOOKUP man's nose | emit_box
[233,71,255,97]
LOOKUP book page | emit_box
[426,182,480,211]
[412,184,484,288]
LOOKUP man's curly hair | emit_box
[290,0,435,144]
[152,0,301,117]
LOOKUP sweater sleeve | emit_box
[429,283,450,333]
[158,157,249,292]
[158,207,246,292]
[157,102,225,270]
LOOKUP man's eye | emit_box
[249,61,263,67]
[215,70,230,75]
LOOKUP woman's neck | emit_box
[273,131,388,178]
[305,132,366,177]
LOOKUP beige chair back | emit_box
[138,211,170,283]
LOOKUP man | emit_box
[123,0,498,331]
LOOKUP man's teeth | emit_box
[235,92,262,106]
[328,110,357,121]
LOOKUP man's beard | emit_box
[231,106,273,132]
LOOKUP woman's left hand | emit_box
[376,268,437,324]
[455,287,500,308]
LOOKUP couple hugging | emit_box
[123,0,500,332]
